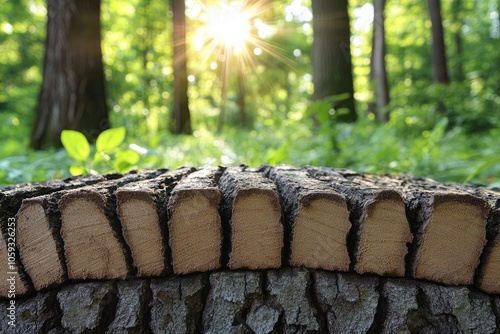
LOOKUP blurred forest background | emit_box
[1,0,499,186]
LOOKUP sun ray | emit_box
[189,0,303,124]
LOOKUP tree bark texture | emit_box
[170,0,192,135]
[1,166,499,333]
[32,0,109,149]
[370,0,390,122]
[312,0,357,123]
[428,0,450,84]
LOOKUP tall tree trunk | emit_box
[170,0,191,135]
[451,0,464,82]
[237,67,247,127]
[428,0,450,84]
[312,0,357,123]
[371,0,390,122]
[31,0,109,149]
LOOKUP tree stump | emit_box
[1,165,499,333]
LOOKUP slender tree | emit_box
[451,0,464,81]
[428,0,450,84]
[170,0,191,134]
[370,0,390,122]
[31,0,109,149]
[311,0,357,122]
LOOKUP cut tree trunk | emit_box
[58,169,165,281]
[307,166,413,277]
[263,165,351,271]
[331,170,491,286]
[114,167,194,277]
[1,166,499,332]
[167,168,223,274]
[219,166,282,270]
[1,173,116,295]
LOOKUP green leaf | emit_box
[113,149,140,173]
[96,127,126,153]
[61,130,90,162]
[465,157,500,182]
[69,164,86,176]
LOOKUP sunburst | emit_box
[191,0,294,128]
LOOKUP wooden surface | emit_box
[0,165,499,332]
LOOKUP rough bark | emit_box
[1,166,499,332]
[170,0,192,134]
[58,169,165,281]
[307,166,412,277]
[337,170,490,286]
[115,167,194,277]
[0,173,116,297]
[1,268,499,333]
[311,0,357,122]
[32,0,109,149]
[263,165,351,271]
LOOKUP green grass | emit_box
[1,102,499,188]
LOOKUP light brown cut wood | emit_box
[115,193,163,277]
[478,236,500,294]
[292,196,351,271]
[115,168,193,277]
[263,166,351,271]
[59,190,128,280]
[220,168,283,270]
[338,172,491,286]
[16,198,65,291]
[0,234,30,297]
[230,193,282,269]
[307,167,413,277]
[412,194,488,285]
[168,168,222,274]
[354,193,413,276]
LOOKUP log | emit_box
[307,166,412,277]
[219,166,283,270]
[1,166,499,332]
[0,173,116,297]
[338,170,491,286]
[115,167,194,277]
[461,185,500,294]
[1,268,498,333]
[58,169,165,281]
[263,165,351,271]
[167,167,223,274]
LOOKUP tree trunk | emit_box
[371,0,390,122]
[237,67,247,127]
[451,0,465,82]
[31,0,109,150]
[2,166,499,332]
[312,0,357,123]
[170,0,191,135]
[428,0,450,84]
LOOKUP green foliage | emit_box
[60,127,140,176]
[61,130,90,163]
[0,0,498,188]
